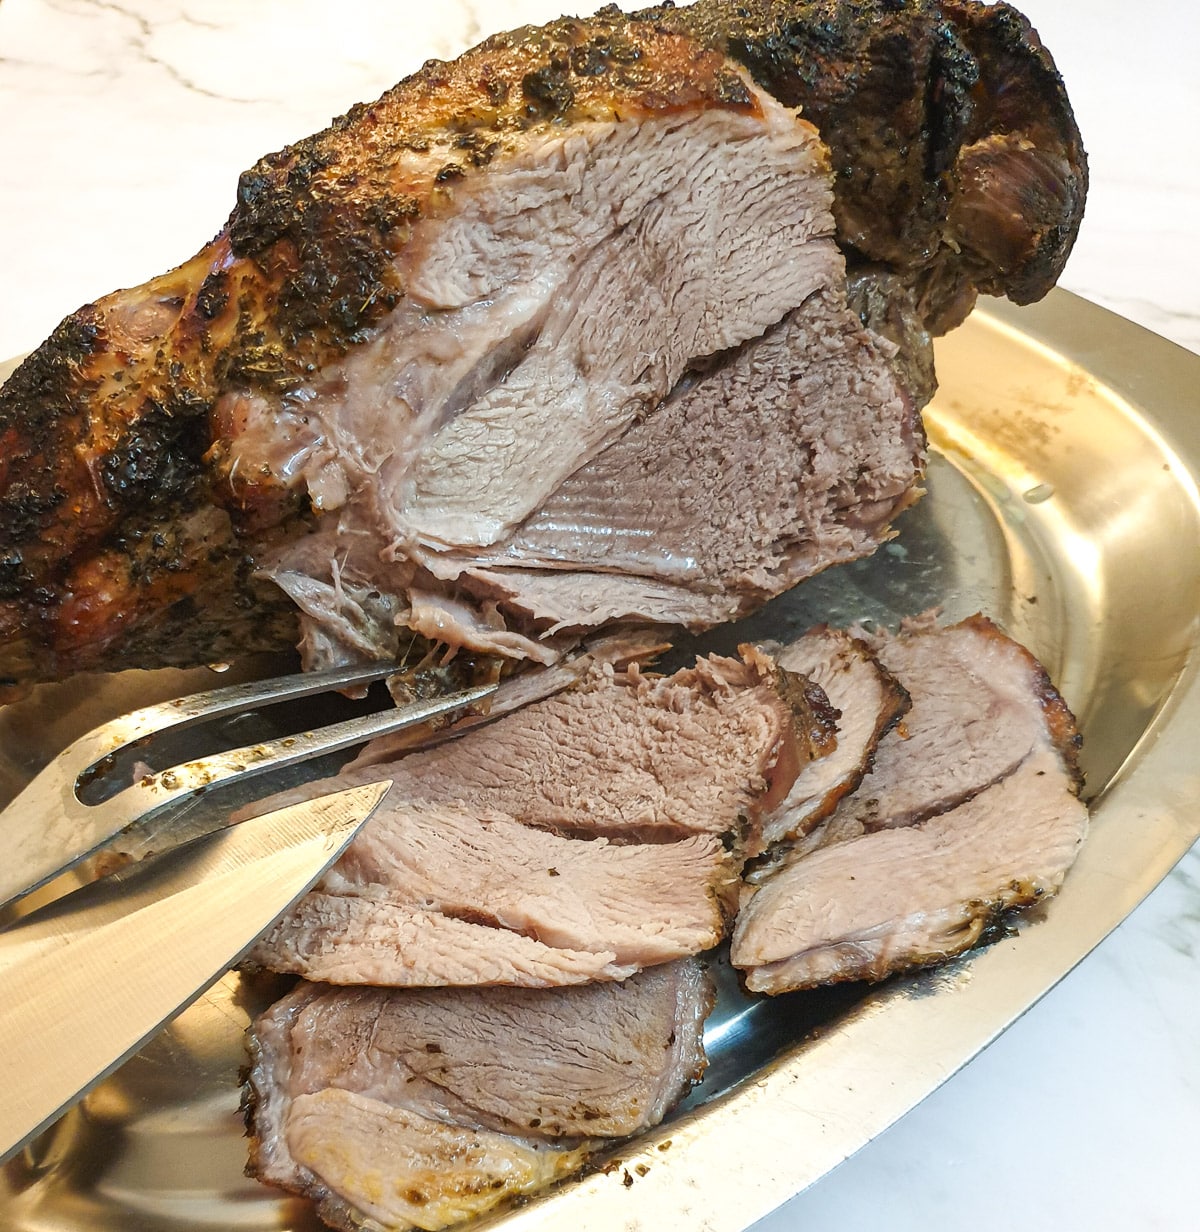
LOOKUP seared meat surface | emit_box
[0,0,1085,695]
[654,0,1087,320]
[247,961,713,1230]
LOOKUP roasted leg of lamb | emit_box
[0,0,1085,696]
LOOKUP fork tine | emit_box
[62,660,412,780]
[96,682,498,835]
[0,679,497,912]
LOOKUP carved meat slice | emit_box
[361,628,669,766]
[247,799,733,986]
[756,626,910,853]
[733,748,1088,990]
[0,1,1086,697]
[247,961,713,1231]
[732,615,1087,990]
[831,614,1081,832]
[246,650,829,851]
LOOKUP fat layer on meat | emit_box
[247,798,733,986]
[247,961,713,1230]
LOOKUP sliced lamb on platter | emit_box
[0,0,1086,698]
[247,800,734,986]
[754,625,911,855]
[241,648,830,987]
[732,615,1088,992]
[238,614,1089,1227]
[357,650,834,849]
[355,628,670,766]
[246,960,713,1232]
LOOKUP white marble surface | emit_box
[1,1,1198,1228]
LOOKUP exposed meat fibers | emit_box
[732,616,1087,991]
[246,961,714,1231]
[242,649,821,989]
[248,801,734,987]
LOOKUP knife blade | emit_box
[0,778,391,1164]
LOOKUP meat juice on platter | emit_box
[0,1,1090,1229]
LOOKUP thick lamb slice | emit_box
[247,650,830,852]
[365,652,830,851]
[247,961,713,1230]
[247,799,732,986]
[732,747,1088,991]
[733,614,1086,990]
[755,626,910,854]
[830,613,1081,833]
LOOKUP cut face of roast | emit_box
[256,94,850,668]
[247,961,713,1230]
[732,614,1087,991]
[433,285,925,636]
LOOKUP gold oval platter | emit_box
[1,288,1198,1231]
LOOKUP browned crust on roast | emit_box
[644,0,1087,325]
[848,639,911,773]
[741,641,840,763]
[0,14,756,695]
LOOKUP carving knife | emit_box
[0,778,391,1164]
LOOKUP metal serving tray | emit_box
[1,289,1198,1231]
